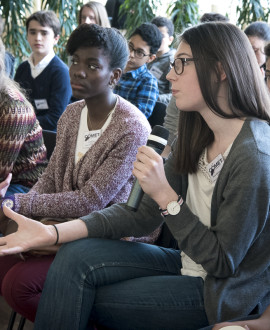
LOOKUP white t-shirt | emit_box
[75,105,115,164]
[181,145,232,280]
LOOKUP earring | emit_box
[109,81,115,89]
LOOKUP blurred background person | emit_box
[244,21,270,73]
[0,15,15,78]
[78,1,110,27]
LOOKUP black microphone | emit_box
[126,125,169,211]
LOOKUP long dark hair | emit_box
[175,22,270,174]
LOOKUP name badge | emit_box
[84,130,101,149]
[34,99,49,110]
[149,66,163,79]
[206,154,224,183]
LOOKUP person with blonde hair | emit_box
[78,1,110,27]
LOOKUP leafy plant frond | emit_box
[167,0,199,34]
[236,0,270,28]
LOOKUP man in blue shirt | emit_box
[114,23,162,119]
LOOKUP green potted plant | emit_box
[167,0,199,34]
[119,0,162,37]
[237,0,270,28]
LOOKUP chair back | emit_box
[42,130,57,160]
[148,101,167,128]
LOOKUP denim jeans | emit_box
[34,238,208,330]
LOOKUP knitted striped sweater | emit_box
[0,88,47,188]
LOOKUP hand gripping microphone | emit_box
[126,125,169,211]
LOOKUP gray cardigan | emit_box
[81,118,270,324]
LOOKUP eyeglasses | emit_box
[170,58,196,75]
[128,42,151,59]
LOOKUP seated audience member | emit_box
[162,12,230,158]
[69,1,111,97]
[0,39,46,201]
[114,22,162,119]
[244,21,270,73]
[14,10,72,131]
[1,22,270,330]
[78,1,110,27]
[0,15,15,78]
[0,23,150,322]
[148,16,175,106]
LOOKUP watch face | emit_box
[167,201,181,215]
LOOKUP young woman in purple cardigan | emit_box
[0,23,150,322]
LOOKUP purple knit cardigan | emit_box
[15,96,151,219]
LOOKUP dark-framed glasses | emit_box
[128,42,151,59]
[170,58,196,75]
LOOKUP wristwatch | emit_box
[1,195,15,210]
[160,195,183,217]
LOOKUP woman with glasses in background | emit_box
[1,22,270,330]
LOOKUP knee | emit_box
[50,238,127,279]
[1,263,33,309]
[1,256,54,322]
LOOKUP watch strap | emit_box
[1,195,15,211]
[159,195,183,217]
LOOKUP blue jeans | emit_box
[34,239,208,330]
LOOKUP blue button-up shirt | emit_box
[114,64,159,119]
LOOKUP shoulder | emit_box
[234,119,270,156]
[140,67,158,86]
[226,119,270,179]
[59,99,85,119]
[48,56,69,73]
[0,89,34,116]
[114,96,151,132]
[56,99,85,132]
[17,60,29,68]
[15,61,30,74]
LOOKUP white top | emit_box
[75,103,116,164]
[181,145,232,279]
[28,50,55,78]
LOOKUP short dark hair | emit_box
[244,21,270,41]
[151,16,174,37]
[26,10,61,37]
[200,12,229,23]
[66,23,129,71]
[130,23,162,55]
